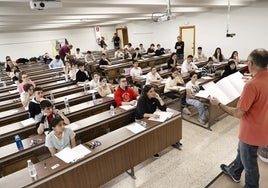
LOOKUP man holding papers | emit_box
[45,116,76,156]
[210,48,268,188]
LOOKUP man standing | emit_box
[210,48,268,188]
[112,33,120,49]
[59,44,73,62]
[175,36,184,60]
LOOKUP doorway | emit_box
[180,26,195,57]
[116,28,129,48]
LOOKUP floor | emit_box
[101,114,241,188]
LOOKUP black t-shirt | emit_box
[99,59,110,69]
[132,52,142,60]
[175,41,184,54]
[147,48,155,54]
[135,95,167,120]
[155,48,165,56]
[76,70,89,82]
[167,59,175,69]
[113,36,120,44]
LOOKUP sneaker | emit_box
[153,153,160,158]
[198,118,206,125]
[220,164,240,183]
[172,142,182,149]
[183,107,191,115]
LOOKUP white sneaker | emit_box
[198,118,206,124]
[183,107,191,115]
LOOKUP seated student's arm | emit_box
[70,137,76,148]
[45,134,57,156]
[109,84,114,93]
[48,61,53,69]
[55,110,70,125]
[186,89,197,99]
[155,93,166,108]
[48,147,57,156]
[97,87,106,97]
[20,93,30,108]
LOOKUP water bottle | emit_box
[64,98,70,113]
[27,160,37,178]
[92,92,96,104]
[15,135,24,151]
[50,92,54,104]
[160,65,163,72]
[83,83,88,93]
[65,74,68,82]
[2,81,6,87]
[110,104,115,116]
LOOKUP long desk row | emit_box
[0,109,181,187]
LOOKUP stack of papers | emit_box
[201,76,213,80]
[106,93,114,98]
[126,123,146,134]
[119,105,135,110]
[148,111,174,122]
[55,144,91,163]
[21,118,35,127]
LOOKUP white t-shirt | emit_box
[145,72,161,85]
[89,80,100,89]
[186,81,200,95]
[181,60,198,74]
[130,67,142,78]
[20,92,32,110]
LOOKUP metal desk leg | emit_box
[126,167,136,179]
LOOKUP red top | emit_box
[59,45,70,57]
[237,69,268,146]
[114,86,138,107]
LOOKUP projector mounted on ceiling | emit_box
[29,0,62,10]
[152,0,172,22]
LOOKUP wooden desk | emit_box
[0,110,181,188]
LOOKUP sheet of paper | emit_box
[55,145,91,163]
[88,89,97,94]
[9,89,18,94]
[126,123,146,134]
[148,111,174,122]
[201,76,213,80]
[119,105,135,110]
[21,118,35,127]
[107,93,114,98]
[72,144,91,157]
[195,90,210,99]
[65,123,80,131]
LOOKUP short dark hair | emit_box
[133,60,138,64]
[55,55,60,60]
[157,44,160,47]
[33,87,43,93]
[142,85,154,97]
[49,116,63,129]
[77,62,84,67]
[23,83,33,92]
[150,43,155,47]
[208,57,213,62]
[76,48,80,51]
[118,75,126,81]
[198,47,202,50]
[135,47,140,51]
[40,100,52,109]
[87,51,91,54]
[171,67,178,73]
[187,55,193,59]
[99,76,108,82]
[228,59,236,66]
[248,48,268,68]
[189,71,197,78]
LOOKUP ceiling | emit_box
[0,0,259,33]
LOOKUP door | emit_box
[180,26,195,57]
[116,28,129,48]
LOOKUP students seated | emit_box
[89,72,100,89]
[36,100,70,135]
[20,83,34,109]
[65,61,78,81]
[212,47,225,63]
[114,75,139,107]
[114,48,124,59]
[167,53,178,68]
[98,53,112,75]
[130,60,142,80]
[124,43,134,54]
[5,56,17,77]
[145,67,163,85]
[45,116,76,156]
[12,69,21,84]
[139,43,146,54]
[97,77,114,97]
[201,57,217,77]
[164,68,184,99]
[84,50,96,63]
[181,55,197,74]
[194,46,207,62]
[147,43,155,54]
[229,50,240,64]
[49,55,64,69]
[123,48,132,59]
[74,48,84,59]
[132,47,142,60]
[185,72,207,124]
[17,72,36,94]
[29,87,44,121]
[136,85,166,119]
[155,44,165,56]
[221,59,237,78]
[75,63,90,84]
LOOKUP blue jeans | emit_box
[186,97,206,121]
[229,141,259,188]
[176,53,184,60]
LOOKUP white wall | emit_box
[0,26,115,61]
[116,1,268,60]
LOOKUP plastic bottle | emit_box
[15,135,24,151]
[64,97,70,113]
[110,104,115,116]
[92,92,96,103]
[65,74,68,82]
[160,65,163,72]
[2,81,6,87]
[50,92,54,104]
[27,160,37,178]
[83,83,88,93]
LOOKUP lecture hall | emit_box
[0,0,268,188]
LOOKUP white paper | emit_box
[119,105,135,110]
[148,111,174,122]
[9,89,18,94]
[201,76,213,80]
[107,93,114,98]
[88,89,97,94]
[195,90,210,99]
[21,118,35,127]
[55,145,91,163]
[126,123,146,134]
[65,123,80,131]
[161,79,167,84]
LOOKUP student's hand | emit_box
[151,114,160,119]
[210,97,220,106]
[154,93,161,100]
[130,100,137,106]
